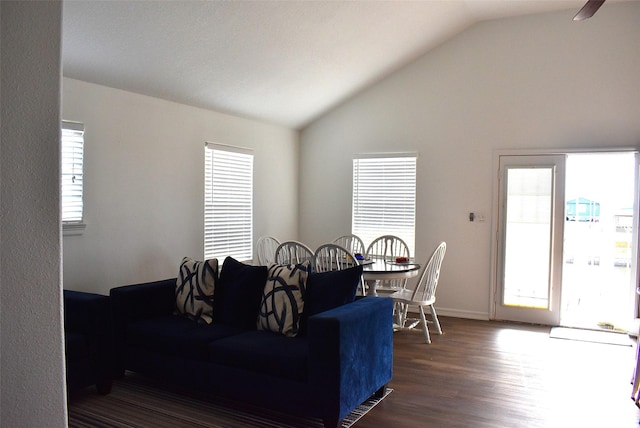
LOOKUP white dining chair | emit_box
[274,240,314,265]
[314,243,365,296]
[256,236,280,265]
[366,235,410,261]
[332,234,366,258]
[390,241,446,344]
[365,235,411,293]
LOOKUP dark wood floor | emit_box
[360,316,640,428]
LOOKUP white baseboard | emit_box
[403,305,489,321]
[436,307,490,321]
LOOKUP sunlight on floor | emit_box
[495,325,640,427]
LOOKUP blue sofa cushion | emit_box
[126,315,244,361]
[208,330,309,382]
[175,257,218,324]
[257,262,311,337]
[299,265,363,334]
[214,257,268,330]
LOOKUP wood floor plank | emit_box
[358,316,640,427]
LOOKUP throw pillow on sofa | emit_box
[175,257,218,324]
[299,264,363,334]
[214,257,268,330]
[257,261,312,337]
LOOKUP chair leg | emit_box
[418,306,431,344]
[397,302,408,327]
[394,302,400,326]
[429,304,442,335]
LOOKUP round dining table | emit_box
[361,258,421,296]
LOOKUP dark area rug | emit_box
[68,373,391,428]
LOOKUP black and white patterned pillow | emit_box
[176,257,218,324]
[257,262,311,337]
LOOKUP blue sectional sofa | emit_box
[110,258,394,428]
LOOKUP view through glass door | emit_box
[561,152,638,330]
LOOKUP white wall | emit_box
[62,78,299,295]
[299,3,640,320]
[1,1,68,426]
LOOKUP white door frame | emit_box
[492,154,566,325]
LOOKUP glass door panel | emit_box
[503,168,553,309]
[494,155,565,325]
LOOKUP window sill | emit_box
[63,222,86,236]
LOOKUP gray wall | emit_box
[299,3,640,319]
[1,1,68,426]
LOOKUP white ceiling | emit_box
[62,0,599,129]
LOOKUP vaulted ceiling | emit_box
[62,0,608,129]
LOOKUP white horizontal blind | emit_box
[352,155,417,255]
[204,143,253,261]
[61,121,84,223]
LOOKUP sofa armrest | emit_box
[110,278,176,325]
[110,278,176,375]
[64,290,111,336]
[307,296,394,423]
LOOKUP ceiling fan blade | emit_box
[573,0,605,21]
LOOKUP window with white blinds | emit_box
[352,154,417,255]
[204,143,254,261]
[61,121,85,228]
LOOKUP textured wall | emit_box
[1,1,67,426]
